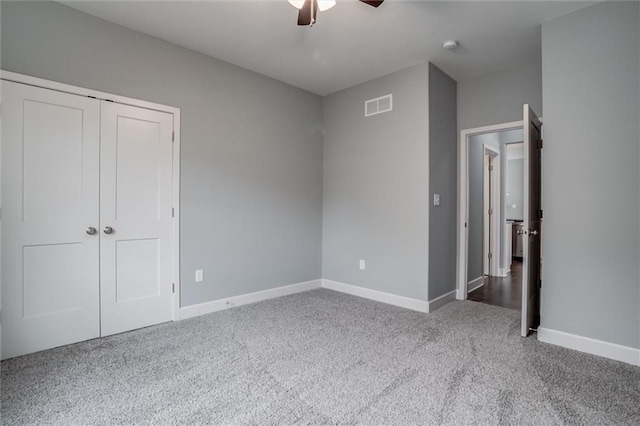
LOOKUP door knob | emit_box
[86,227,97,235]
[529,230,539,236]
[103,226,114,235]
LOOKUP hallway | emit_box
[468,260,522,310]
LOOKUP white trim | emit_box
[321,279,429,313]
[1,71,178,114]
[171,114,181,319]
[427,290,456,312]
[457,120,523,300]
[482,144,501,277]
[538,327,640,366]
[2,71,182,321]
[467,276,484,293]
[178,279,322,320]
[497,268,509,278]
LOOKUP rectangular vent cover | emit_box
[365,94,393,117]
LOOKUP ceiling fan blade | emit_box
[298,0,318,26]
[359,0,384,7]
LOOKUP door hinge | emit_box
[540,209,543,219]
[488,208,493,215]
[172,131,175,142]
[465,222,468,228]
[172,283,175,293]
[488,252,493,259]
[539,139,544,149]
[489,165,494,172]
[171,207,175,218]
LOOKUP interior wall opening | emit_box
[465,127,524,311]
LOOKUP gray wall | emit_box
[458,61,542,132]
[428,64,458,299]
[506,159,524,221]
[542,1,640,348]
[1,1,324,307]
[322,63,430,301]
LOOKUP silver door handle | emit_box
[529,230,539,236]
[86,227,97,235]
[103,226,114,235]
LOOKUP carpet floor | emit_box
[2,289,639,425]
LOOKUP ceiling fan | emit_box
[288,0,384,26]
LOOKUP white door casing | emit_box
[99,102,174,337]
[482,145,501,277]
[1,81,101,358]
[456,121,524,300]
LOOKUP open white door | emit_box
[521,104,542,337]
[1,81,101,358]
[99,102,174,336]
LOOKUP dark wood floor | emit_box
[468,260,522,310]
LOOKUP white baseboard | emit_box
[538,327,640,366]
[497,268,509,277]
[178,279,322,320]
[467,276,484,293]
[321,279,428,313]
[427,290,457,312]
[179,277,455,321]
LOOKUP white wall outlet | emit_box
[433,194,440,206]
[195,269,204,282]
[359,260,366,270]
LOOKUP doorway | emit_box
[469,141,525,310]
[456,106,543,336]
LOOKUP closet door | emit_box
[99,102,174,336]
[1,81,101,359]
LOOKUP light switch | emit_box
[359,260,366,270]
[433,194,440,206]
[195,269,204,282]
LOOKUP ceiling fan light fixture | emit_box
[289,0,336,12]
[317,1,337,12]
[288,0,306,10]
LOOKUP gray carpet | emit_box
[2,289,639,425]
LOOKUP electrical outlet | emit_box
[433,194,440,206]
[195,269,204,282]
[359,260,366,270]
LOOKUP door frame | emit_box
[482,144,501,277]
[1,70,182,320]
[456,120,523,300]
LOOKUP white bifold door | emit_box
[1,81,175,359]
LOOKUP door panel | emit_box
[100,102,174,337]
[23,243,83,318]
[115,238,160,302]
[23,100,84,221]
[521,104,542,337]
[1,81,101,359]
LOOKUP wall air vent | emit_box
[365,94,393,117]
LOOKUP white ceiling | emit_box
[60,0,596,95]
